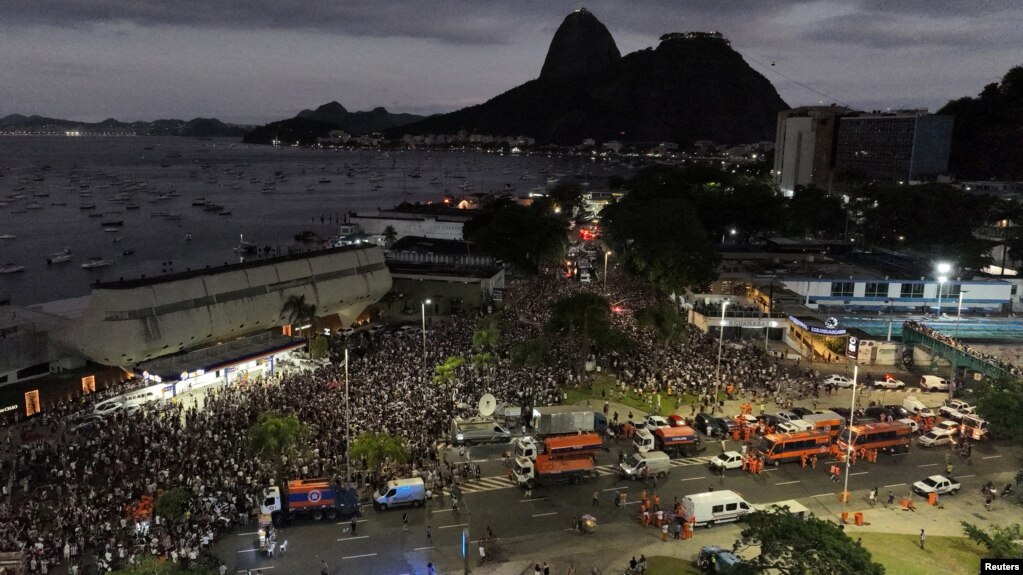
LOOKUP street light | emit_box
[603,250,612,293]
[344,347,351,485]
[842,364,859,516]
[935,262,952,316]
[714,299,730,414]
[764,320,776,352]
[421,299,432,364]
[950,290,968,400]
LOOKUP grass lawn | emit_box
[855,532,985,575]
[564,373,718,418]
[644,555,701,575]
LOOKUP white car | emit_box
[873,377,906,390]
[823,374,855,388]
[939,400,975,421]
[777,419,814,433]
[773,411,801,422]
[338,327,355,338]
[709,451,744,470]
[917,430,955,447]
[912,475,961,496]
[644,415,671,430]
[933,420,960,436]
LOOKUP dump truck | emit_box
[531,405,604,437]
[633,425,703,457]
[512,454,597,488]
[515,433,604,460]
[259,478,360,526]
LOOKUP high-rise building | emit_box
[774,107,953,195]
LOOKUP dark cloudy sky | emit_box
[1,0,1020,124]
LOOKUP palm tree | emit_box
[281,294,319,343]
[382,225,398,248]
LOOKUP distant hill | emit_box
[0,114,249,137]
[243,101,425,145]
[938,65,1023,180]
[394,10,788,146]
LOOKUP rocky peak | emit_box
[539,8,620,81]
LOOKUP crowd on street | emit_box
[0,257,821,574]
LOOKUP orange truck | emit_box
[515,433,604,460]
[633,426,703,458]
[513,454,596,488]
[259,478,360,526]
[837,421,912,454]
[754,430,832,466]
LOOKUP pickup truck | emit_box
[872,377,905,390]
[938,399,975,421]
[912,475,961,496]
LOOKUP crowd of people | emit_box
[905,321,1023,377]
[0,256,816,574]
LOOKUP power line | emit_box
[744,53,851,108]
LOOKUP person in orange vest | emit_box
[850,449,857,466]
[800,454,807,468]
[731,428,740,441]
[653,492,661,508]
[681,520,692,540]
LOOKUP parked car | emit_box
[919,375,950,392]
[338,327,355,338]
[644,415,671,430]
[873,376,906,390]
[790,407,814,418]
[912,475,961,496]
[883,404,913,419]
[917,430,955,448]
[939,399,975,421]
[773,411,801,423]
[694,413,733,438]
[823,374,855,388]
[933,420,960,436]
[709,451,744,470]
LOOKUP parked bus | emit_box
[754,430,832,466]
[837,421,912,454]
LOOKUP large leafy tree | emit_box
[734,510,885,575]
[961,521,1023,559]
[247,412,310,465]
[546,293,631,370]
[154,488,191,521]
[510,337,553,368]
[634,302,686,345]
[111,558,217,575]
[786,186,848,238]
[972,376,1023,445]
[348,432,409,472]
[463,201,568,271]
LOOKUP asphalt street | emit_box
[219,434,1021,575]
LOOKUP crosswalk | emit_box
[455,455,715,494]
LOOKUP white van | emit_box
[374,478,426,510]
[777,419,814,433]
[681,490,753,527]
[619,451,671,480]
[579,270,591,284]
[919,375,949,392]
[903,396,935,418]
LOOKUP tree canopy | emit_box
[634,302,686,345]
[734,510,885,575]
[348,432,409,471]
[463,201,568,271]
[961,521,1023,559]
[247,412,310,464]
[154,488,191,521]
[972,376,1023,445]
[111,558,217,575]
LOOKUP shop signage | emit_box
[847,336,859,360]
[788,315,847,336]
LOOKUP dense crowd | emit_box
[0,259,813,574]
[905,321,1023,377]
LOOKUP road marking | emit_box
[603,486,628,491]
[428,509,455,514]
[623,501,641,506]
[811,492,835,498]
[883,483,906,488]
[519,497,547,502]
[238,568,273,573]
[336,519,369,524]
[336,535,369,542]
[562,528,576,531]
[957,474,976,479]
[236,531,258,536]
[764,468,780,472]
[850,472,869,476]
[236,549,260,553]
[982,455,1002,460]
[775,481,800,486]
[680,476,705,482]
[918,463,938,467]
[532,512,558,517]
[343,553,377,560]
[413,546,434,551]
[440,523,469,529]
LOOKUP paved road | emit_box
[219,435,1021,575]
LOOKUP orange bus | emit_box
[837,421,912,454]
[754,430,832,466]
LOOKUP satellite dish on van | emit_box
[478,393,496,417]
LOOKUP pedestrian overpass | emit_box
[901,323,1014,380]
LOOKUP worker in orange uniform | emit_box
[653,492,661,508]
[800,454,807,468]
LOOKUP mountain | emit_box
[938,65,1023,180]
[395,11,788,146]
[243,102,425,145]
[0,114,249,137]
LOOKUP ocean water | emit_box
[0,137,617,305]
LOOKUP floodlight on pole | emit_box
[714,299,730,413]
[421,299,432,364]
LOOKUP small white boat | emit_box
[0,234,16,240]
[81,257,112,269]
[47,249,72,264]
[0,263,25,274]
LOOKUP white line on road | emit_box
[428,509,455,514]
[413,546,434,551]
[532,512,558,517]
[883,483,906,488]
[811,492,835,498]
[563,528,576,531]
[982,455,1002,460]
[680,476,705,482]
[775,481,800,486]
[850,472,869,476]
[336,536,369,542]
[623,501,641,506]
[336,519,369,524]
[236,549,259,553]
[236,531,258,536]
[764,468,780,472]
[238,568,274,573]
[519,497,547,502]
[918,463,938,467]
[343,553,378,560]
[440,523,469,529]
[957,474,976,479]
[603,486,629,491]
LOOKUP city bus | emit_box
[837,421,912,454]
[754,430,832,466]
